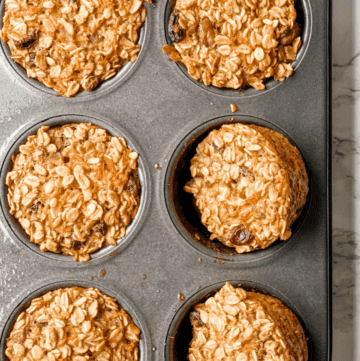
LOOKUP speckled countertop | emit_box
[333,0,360,359]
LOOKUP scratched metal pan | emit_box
[0,0,331,359]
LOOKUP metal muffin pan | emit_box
[0,0,331,359]
[162,0,312,98]
[0,2,152,102]
[165,114,311,263]
[0,113,151,266]
[166,280,313,361]
[0,279,152,361]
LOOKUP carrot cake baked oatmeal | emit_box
[6,123,141,262]
[189,282,308,361]
[5,287,141,361]
[0,0,146,97]
[184,123,308,253]
[163,0,302,90]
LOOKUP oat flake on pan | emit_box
[6,123,141,262]
[189,282,308,361]
[184,123,308,254]
[0,0,147,97]
[163,0,302,91]
[5,287,141,361]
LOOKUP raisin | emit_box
[92,222,107,235]
[54,136,70,151]
[211,141,219,151]
[71,239,82,250]
[125,171,140,195]
[229,226,254,246]
[62,137,71,147]
[190,311,206,327]
[29,202,40,213]
[29,52,36,66]
[16,30,39,49]
[279,22,301,45]
[239,167,255,180]
[169,10,185,43]
[257,349,267,360]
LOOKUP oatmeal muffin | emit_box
[6,123,141,262]
[189,282,308,361]
[0,0,146,97]
[184,123,308,253]
[163,0,302,90]
[5,287,140,361]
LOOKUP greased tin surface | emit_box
[0,0,331,360]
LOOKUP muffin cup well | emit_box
[0,279,151,361]
[165,280,312,361]
[0,113,151,266]
[0,2,151,101]
[163,0,312,98]
[164,115,310,263]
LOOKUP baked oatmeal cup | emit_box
[184,123,308,254]
[5,287,141,361]
[189,282,308,361]
[5,122,141,262]
[163,0,303,91]
[0,0,147,97]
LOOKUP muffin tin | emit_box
[0,2,152,102]
[163,0,313,98]
[166,280,314,361]
[0,0,331,360]
[165,115,311,262]
[0,113,151,265]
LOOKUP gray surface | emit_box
[0,0,330,360]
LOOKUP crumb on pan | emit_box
[230,104,238,113]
